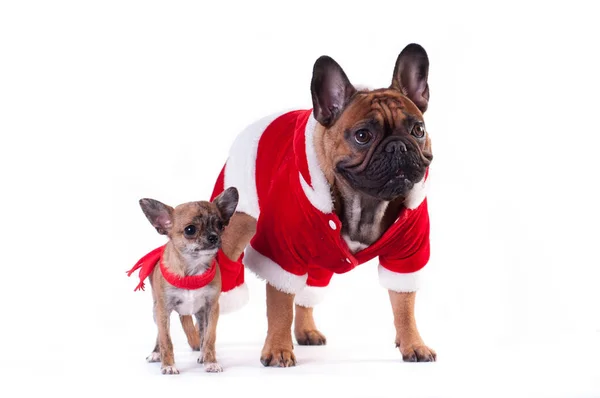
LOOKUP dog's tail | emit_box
[179,315,201,351]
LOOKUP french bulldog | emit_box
[209,43,435,366]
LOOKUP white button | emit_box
[345,258,351,263]
[328,220,337,230]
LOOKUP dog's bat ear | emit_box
[213,187,239,225]
[139,198,174,235]
[391,43,430,113]
[310,55,357,128]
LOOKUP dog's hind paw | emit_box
[146,352,160,362]
[203,362,223,373]
[160,365,180,375]
[295,329,327,346]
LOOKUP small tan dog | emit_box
[129,187,239,374]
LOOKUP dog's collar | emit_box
[159,250,217,290]
[126,244,217,291]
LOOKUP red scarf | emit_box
[126,244,217,291]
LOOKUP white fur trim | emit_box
[243,244,307,294]
[223,111,288,219]
[404,173,429,210]
[378,264,423,292]
[299,114,334,214]
[218,283,249,314]
[294,285,328,308]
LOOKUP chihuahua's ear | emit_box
[213,187,239,225]
[139,198,174,235]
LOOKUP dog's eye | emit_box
[412,123,426,139]
[354,129,372,145]
[216,220,224,231]
[183,225,196,237]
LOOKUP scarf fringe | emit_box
[126,245,166,292]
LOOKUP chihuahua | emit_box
[131,187,239,374]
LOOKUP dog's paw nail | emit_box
[161,365,179,375]
[281,358,296,368]
[260,355,273,367]
[197,356,204,364]
[204,362,223,373]
[146,352,160,362]
[403,353,417,362]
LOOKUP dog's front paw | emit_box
[160,365,180,375]
[146,352,160,362]
[260,345,296,367]
[295,329,327,346]
[203,362,223,373]
[398,343,437,362]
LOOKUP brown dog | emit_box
[209,43,435,366]
[130,187,239,374]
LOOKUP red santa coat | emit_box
[211,109,431,309]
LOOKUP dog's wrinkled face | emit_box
[311,44,432,201]
[139,187,239,262]
[328,90,432,200]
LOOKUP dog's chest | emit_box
[339,196,389,253]
[167,286,217,316]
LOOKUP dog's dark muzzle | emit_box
[337,138,429,200]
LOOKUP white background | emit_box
[1,1,599,397]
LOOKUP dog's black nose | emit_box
[207,234,219,244]
[385,140,407,154]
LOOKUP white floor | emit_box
[79,335,600,398]
[117,332,600,398]
[9,268,595,398]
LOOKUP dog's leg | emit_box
[179,315,200,351]
[156,301,179,374]
[146,299,161,362]
[197,301,223,372]
[293,268,331,345]
[260,283,296,367]
[294,305,326,345]
[220,212,257,260]
[389,291,436,362]
[195,306,207,358]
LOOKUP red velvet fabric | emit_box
[210,109,431,289]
